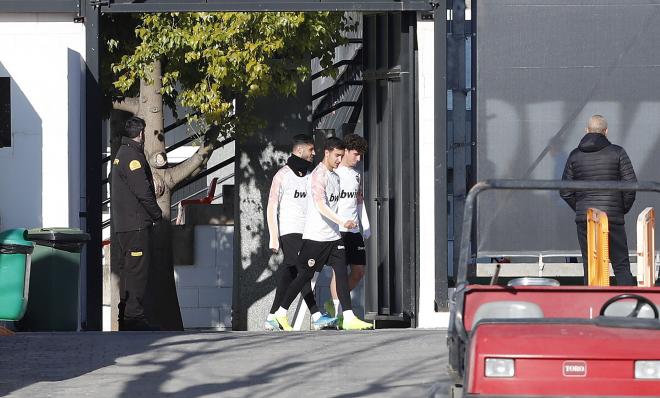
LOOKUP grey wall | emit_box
[233,81,313,331]
[476,0,660,255]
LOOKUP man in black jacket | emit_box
[560,115,636,286]
[111,116,163,330]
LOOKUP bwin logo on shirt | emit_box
[293,190,307,198]
[340,190,358,199]
[329,193,339,202]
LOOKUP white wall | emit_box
[0,13,85,230]
[417,16,449,329]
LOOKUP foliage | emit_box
[106,12,356,135]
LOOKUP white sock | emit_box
[311,312,321,322]
[275,307,287,317]
[333,299,340,315]
[267,313,275,321]
[343,310,356,321]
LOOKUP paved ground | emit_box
[0,329,450,398]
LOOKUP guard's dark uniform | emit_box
[111,137,162,328]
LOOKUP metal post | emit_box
[449,0,468,279]
[83,0,103,330]
[401,11,418,325]
[377,12,392,315]
[434,0,449,310]
[363,14,379,319]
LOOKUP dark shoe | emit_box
[120,317,160,331]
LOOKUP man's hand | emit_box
[269,237,280,253]
[362,227,371,240]
[343,220,358,230]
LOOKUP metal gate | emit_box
[363,12,418,325]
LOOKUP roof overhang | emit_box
[0,0,79,13]
[99,0,434,13]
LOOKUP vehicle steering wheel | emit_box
[599,294,659,319]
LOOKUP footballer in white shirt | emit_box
[264,134,329,331]
[326,134,370,318]
[272,137,373,331]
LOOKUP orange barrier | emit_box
[587,208,610,286]
[636,207,656,287]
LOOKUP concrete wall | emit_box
[103,225,234,331]
[233,80,313,331]
[0,13,85,231]
[175,225,233,329]
[417,16,449,328]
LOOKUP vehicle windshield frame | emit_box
[451,179,660,343]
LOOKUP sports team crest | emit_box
[307,259,316,268]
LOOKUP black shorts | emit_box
[340,232,366,265]
[280,233,303,268]
[297,239,346,272]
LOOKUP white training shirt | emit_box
[302,162,342,242]
[268,165,309,236]
[336,165,362,233]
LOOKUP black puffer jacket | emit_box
[560,133,636,225]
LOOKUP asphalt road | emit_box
[0,329,450,398]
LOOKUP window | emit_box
[0,77,9,148]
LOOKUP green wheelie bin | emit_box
[0,229,34,321]
[19,228,90,331]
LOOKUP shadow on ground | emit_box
[0,329,450,397]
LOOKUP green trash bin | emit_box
[0,229,34,321]
[19,228,90,331]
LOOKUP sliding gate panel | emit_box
[363,12,417,322]
[475,0,660,255]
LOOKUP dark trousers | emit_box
[576,222,635,286]
[269,234,318,314]
[280,240,352,312]
[116,228,151,320]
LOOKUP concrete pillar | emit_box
[233,80,312,331]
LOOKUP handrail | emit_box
[311,81,362,101]
[313,101,361,121]
[170,191,229,223]
[311,58,361,80]
[167,136,234,155]
[101,170,234,230]
[170,173,234,210]
[174,156,234,190]
[312,48,363,122]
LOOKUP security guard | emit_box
[111,116,162,331]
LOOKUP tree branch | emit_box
[112,97,139,114]
[165,150,207,189]
[163,125,224,189]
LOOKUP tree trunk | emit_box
[140,61,185,331]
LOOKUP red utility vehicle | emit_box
[447,180,660,397]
